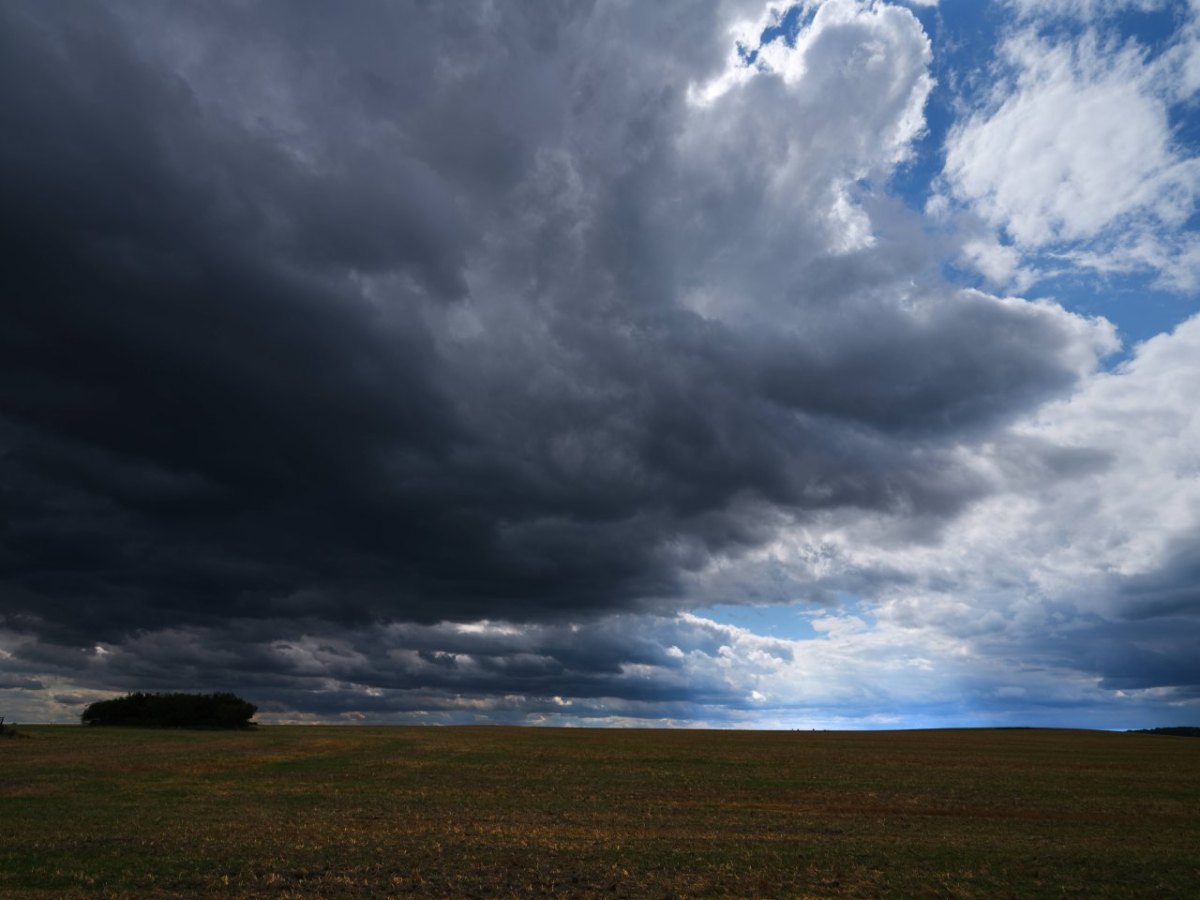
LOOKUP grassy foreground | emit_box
[2,726,1198,897]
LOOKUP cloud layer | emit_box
[1,0,1197,727]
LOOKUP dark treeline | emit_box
[1128,726,1200,738]
[81,692,257,729]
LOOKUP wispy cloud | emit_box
[938,3,1200,290]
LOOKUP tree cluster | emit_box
[81,692,257,729]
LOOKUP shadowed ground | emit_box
[2,726,1197,897]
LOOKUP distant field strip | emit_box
[2,726,1197,897]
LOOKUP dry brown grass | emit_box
[2,725,1198,897]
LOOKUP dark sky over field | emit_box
[2,0,1199,727]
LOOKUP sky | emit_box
[1,0,1198,729]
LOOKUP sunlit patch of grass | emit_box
[2,726,1198,896]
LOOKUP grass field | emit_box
[2,725,1198,897]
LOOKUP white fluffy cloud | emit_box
[940,10,1200,288]
[677,0,934,320]
[944,33,1197,245]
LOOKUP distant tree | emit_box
[81,692,257,729]
[1128,726,1200,738]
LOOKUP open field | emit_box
[2,726,1198,897]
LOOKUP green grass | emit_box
[2,726,1198,897]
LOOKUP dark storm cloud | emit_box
[1115,540,1200,623]
[0,0,1115,723]
[1070,541,1200,692]
[0,677,44,691]
[1022,613,1200,696]
[0,616,750,721]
